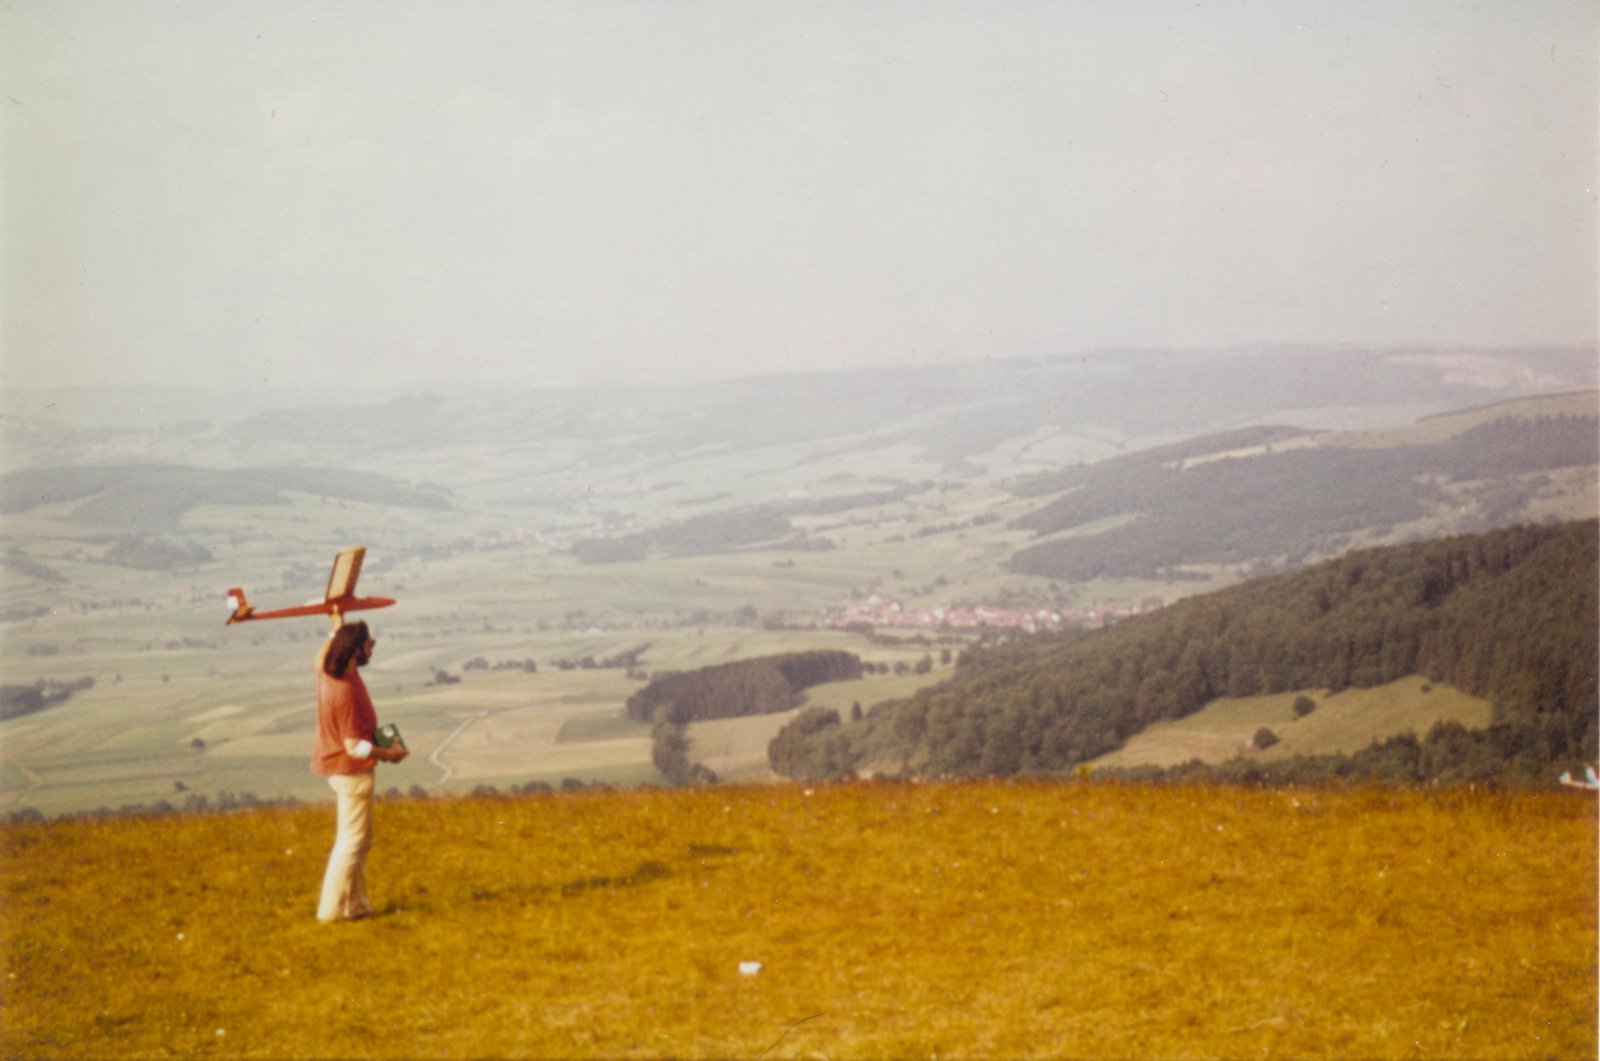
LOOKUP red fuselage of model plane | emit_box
[226,546,395,627]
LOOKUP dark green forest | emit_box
[630,650,864,785]
[626,650,864,724]
[1007,425,1311,500]
[0,677,94,722]
[1009,415,1598,580]
[773,520,1598,784]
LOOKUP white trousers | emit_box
[317,771,375,921]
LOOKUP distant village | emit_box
[829,594,1165,634]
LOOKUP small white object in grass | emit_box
[739,961,763,976]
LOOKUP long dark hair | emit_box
[323,621,371,679]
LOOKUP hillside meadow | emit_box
[1,781,1594,1059]
[1089,677,1493,771]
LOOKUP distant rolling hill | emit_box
[773,519,1598,784]
[1005,404,1597,581]
[5,344,1593,482]
[2,347,1592,570]
[0,463,451,534]
[560,390,1598,576]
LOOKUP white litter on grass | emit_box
[739,961,763,976]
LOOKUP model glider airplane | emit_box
[226,546,395,628]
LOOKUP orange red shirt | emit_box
[312,667,378,776]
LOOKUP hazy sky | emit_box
[2,1,1595,392]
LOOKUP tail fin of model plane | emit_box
[225,588,254,625]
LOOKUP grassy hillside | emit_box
[1,781,1594,1059]
[1089,677,1493,770]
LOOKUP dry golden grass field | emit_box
[1,781,1595,1060]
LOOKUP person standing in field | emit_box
[312,619,408,922]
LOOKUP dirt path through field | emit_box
[429,711,491,785]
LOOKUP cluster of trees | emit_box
[1009,415,1597,581]
[768,706,856,779]
[628,650,863,786]
[104,535,214,571]
[0,676,94,721]
[551,645,649,673]
[650,712,719,787]
[441,649,651,683]
[463,657,539,673]
[914,512,1000,539]
[456,779,601,798]
[771,520,1597,784]
[626,650,864,724]
[164,637,217,651]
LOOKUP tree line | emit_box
[628,650,864,785]
[0,677,95,721]
[626,650,864,725]
[771,519,1598,784]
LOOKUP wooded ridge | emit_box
[1009,414,1597,580]
[774,519,1598,783]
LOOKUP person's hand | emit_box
[377,745,409,764]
